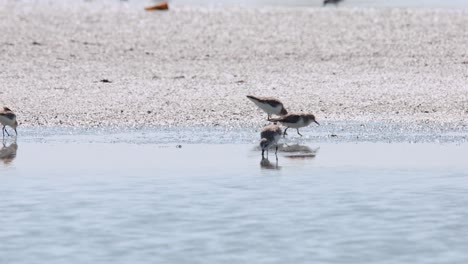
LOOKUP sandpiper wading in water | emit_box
[0,107,18,139]
[260,124,282,158]
[270,113,319,137]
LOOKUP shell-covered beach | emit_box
[1,1,467,134]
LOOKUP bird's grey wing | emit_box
[0,112,15,120]
[260,130,274,138]
[278,115,300,123]
[264,99,282,107]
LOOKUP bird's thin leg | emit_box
[2,126,4,139]
[297,129,302,137]
[267,114,271,121]
[14,128,17,136]
[266,148,269,158]
[275,145,279,160]
[283,127,289,137]
[262,149,265,158]
[2,126,9,137]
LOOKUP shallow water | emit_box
[14,122,468,144]
[1,137,468,263]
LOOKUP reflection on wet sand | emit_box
[1,140,18,166]
[260,157,280,170]
[280,144,319,159]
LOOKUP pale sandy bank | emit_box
[1,1,467,134]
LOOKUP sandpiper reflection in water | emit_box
[260,157,281,170]
[1,140,18,166]
[281,144,319,159]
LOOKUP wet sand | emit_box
[1,1,467,137]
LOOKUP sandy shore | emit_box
[1,1,467,133]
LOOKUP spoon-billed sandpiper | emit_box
[0,107,18,138]
[246,95,288,120]
[260,124,282,158]
[270,113,319,137]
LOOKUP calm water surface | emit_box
[1,140,467,263]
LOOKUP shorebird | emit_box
[246,95,288,120]
[0,107,18,138]
[260,124,282,158]
[270,113,320,137]
[323,0,343,6]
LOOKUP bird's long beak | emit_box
[314,120,320,126]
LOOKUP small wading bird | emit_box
[260,124,282,158]
[0,107,18,138]
[323,0,343,6]
[269,113,320,137]
[246,95,288,120]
